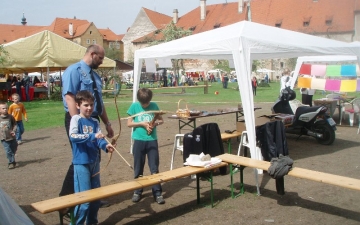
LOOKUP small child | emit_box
[127,88,165,204]
[0,101,18,169]
[8,93,28,145]
[69,90,114,224]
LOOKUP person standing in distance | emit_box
[59,44,114,204]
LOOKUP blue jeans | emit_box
[1,139,17,164]
[132,140,162,197]
[25,85,30,102]
[73,162,101,225]
[16,121,24,141]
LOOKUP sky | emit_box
[0,0,233,34]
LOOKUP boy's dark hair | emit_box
[75,90,95,105]
[0,101,7,106]
[137,88,152,105]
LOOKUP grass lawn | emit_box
[20,81,360,131]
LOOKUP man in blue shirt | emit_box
[59,44,114,207]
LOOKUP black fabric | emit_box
[256,121,288,162]
[90,70,103,115]
[183,123,226,174]
[256,120,289,195]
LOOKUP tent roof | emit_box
[297,55,358,63]
[133,21,360,191]
[135,21,360,60]
[1,30,115,73]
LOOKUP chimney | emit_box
[69,23,73,36]
[238,0,244,13]
[173,9,178,24]
[200,0,206,20]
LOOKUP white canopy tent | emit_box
[290,55,359,89]
[133,21,360,193]
[122,70,134,82]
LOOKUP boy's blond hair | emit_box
[11,93,20,99]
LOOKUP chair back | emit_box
[351,98,360,113]
[326,93,341,100]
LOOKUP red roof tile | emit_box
[117,34,125,41]
[142,7,172,29]
[176,0,355,35]
[99,28,121,41]
[132,30,164,43]
[0,24,44,44]
[176,2,246,34]
[47,17,91,38]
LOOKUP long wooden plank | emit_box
[31,162,227,214]
[31,181,142,214]
[218,153,360,191]
[221,131,242,140]
[136,162,228,185]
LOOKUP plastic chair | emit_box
[342,98,360,127]
[237,131,249,157]
[170,134,184,170]
[326,93,343,117]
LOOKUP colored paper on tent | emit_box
[340,64,357,77]
[297,77,311,88]
[311,78,326,90]
[310,65,326,77]
[326,65,341,77]
[299,64,311,75]
[340,80,357,92]
[357,80,360,92]
[325,79,341,91]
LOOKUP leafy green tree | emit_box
[146,22,192,78]
[210,60,231,73]
[0,45,11,72]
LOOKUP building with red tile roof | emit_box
[0,17,124,60]
[122,7,172,62]
[123,0,360,63]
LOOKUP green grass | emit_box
[19,81,360,131]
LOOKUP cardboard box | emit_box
[237,121,246,132]
[274,114,294,125]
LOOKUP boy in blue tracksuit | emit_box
[69,90,114,225]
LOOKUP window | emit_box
[214,23,221,29]
[86,39,90,44]
[280,62,284,68]
[275,19,282,28]
[90,31,92,35]
[92,39,96,44]
[189,26,196,31]
[303,17,311,27]
[325,15,333,26]
[109,42,120,49]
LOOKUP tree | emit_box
[146,22,192,78]
[0,45,11,73]
[96,42,124,86]
[209,60,231,73]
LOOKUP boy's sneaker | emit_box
[17,140,22,145]
[132,194,142,203]
[155,196,165,204]
[8,163,15,169]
